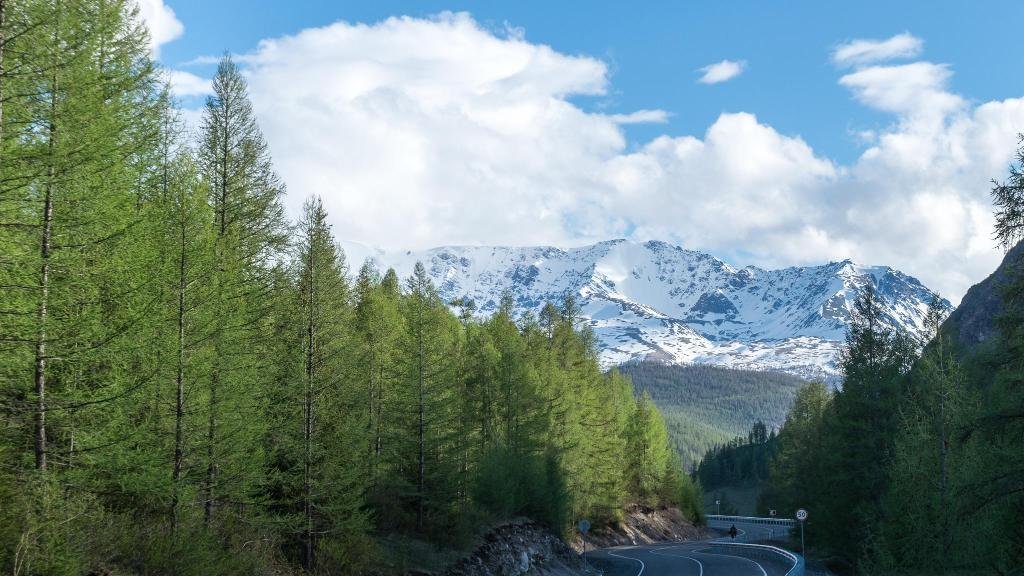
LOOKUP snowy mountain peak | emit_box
[342,239,949,379]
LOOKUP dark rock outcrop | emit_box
[942,240,1024,351]
[444,520,582,576]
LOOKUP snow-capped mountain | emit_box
[342,239,949,379]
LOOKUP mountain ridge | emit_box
[343,238,950,379]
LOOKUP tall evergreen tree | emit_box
[196,53,286,527]
[818,284,916,562]
[292,197,365,569]
[353,260,404,504]
[153,152,216,536]
[399,263,461,535]
[626,390,671,506]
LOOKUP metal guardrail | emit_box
[704,515,804,576]
[704,542,805,576]
[707,514,796,526]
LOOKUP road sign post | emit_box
[716,499,721,515]
[796,509,808,558]
[578,519,591,571]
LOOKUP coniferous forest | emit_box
[757,276,1024,573]
[0,3,700,574]
[687,137,1024,573]
[5,3,1024,576]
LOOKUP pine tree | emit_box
[0,0,170,570]
[153,152,216,536]
[992,134,1024,251]
[627,390,671,506]
[759,381,832,544]
[819,284,916,561]
[399,262,461,535]
[353,260,404,504]
[196,53,286,527]
[290,197,366,569]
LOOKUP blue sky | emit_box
[161,0,1023,164]
[143,1,1024,301]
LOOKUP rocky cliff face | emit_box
[344,239,948,379]
[942,240,1024,352]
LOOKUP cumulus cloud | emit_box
[135,0,184,57]
[697,59,746,84]
[230,13,1024,302]
[839,61,963,119]
[832,32,923,67]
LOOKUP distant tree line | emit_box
[695,420,777,490]
[620,361,805,468]
[0,3,701,574]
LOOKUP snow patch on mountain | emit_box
[342,239,948,379]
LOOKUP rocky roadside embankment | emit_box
[442,520,584,576]
[572,505,709,551]
[439,506,707,576]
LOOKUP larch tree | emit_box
[627,390,671,506]
[196,53,286,527]
[353,260,404,505]
[400,262,461,535]
[293,196,366,569]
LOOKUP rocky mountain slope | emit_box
[942,240,1024,352]
[937,239,1024,386]
[344,239,948,379]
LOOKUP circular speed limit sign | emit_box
[796,508,808,521]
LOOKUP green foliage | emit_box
[992,134,1024,251]
[626,391,673,505]
[472,447,568,530]
[0,4,702,574]
[758,381,832,521]
[696,420,777,490]
[619,362,808,467]
[762,265,1024,573]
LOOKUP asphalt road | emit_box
[585,525,797,576]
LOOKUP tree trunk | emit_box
[171,217,187,535]
[303,240,316,571]
[416,308,425,533]
[34,39,59,471]
[0,0,7,168]
[205,369,217,525]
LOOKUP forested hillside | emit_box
[619,362,805,467]
[0,3,700,574]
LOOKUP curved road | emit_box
[586,527,797,576]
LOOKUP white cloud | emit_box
[832,32,923,67]
[135,0,184,57]
[839,62,963,119]
[607,109,670,124]
[166,69,212,97]
[697,59,746,84]
[232,14,1024,302]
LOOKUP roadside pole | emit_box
[796,509,808,558]
[578,519,591,572]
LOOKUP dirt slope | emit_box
[573,505,709,551]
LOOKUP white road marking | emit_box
[648,545,704,576]
[606,549,645,576]
[691,549,768,576]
